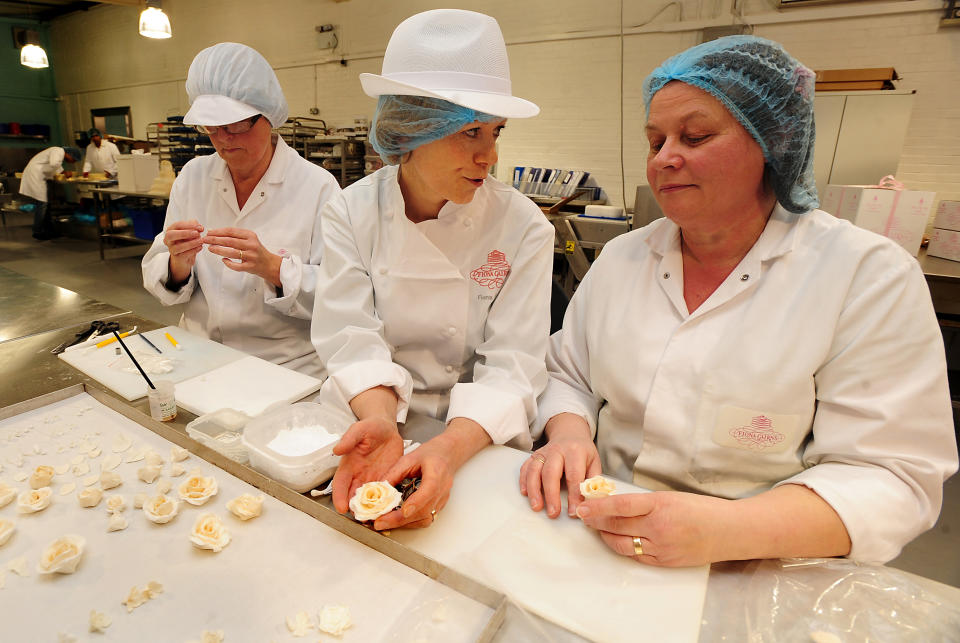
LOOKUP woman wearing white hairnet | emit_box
[522,36,957,566]
[142,43,340,376]
[312,10,554,530]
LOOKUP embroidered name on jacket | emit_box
[470,250,511,290]
[729,415,785,450]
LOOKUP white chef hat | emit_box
[183,42,289,128]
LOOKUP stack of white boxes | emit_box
[927,201,960,262]
[819,184,935,256]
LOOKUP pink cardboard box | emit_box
[933,201,960,232]
[927,228,960,262]
[824,185,935,256]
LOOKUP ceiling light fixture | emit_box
[13,28,48,69]
[139,1,172,39]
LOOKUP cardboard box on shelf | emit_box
[814,67,898,91]
[933,201,960,232]
[928,228,960,262]
[825,184,935,256]
[117,154,159,193]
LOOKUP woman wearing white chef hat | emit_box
[142,42,340,376]
[312,9,554,529]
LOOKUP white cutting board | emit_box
[58,326,245,401]
[174,355,322,418]
[392,444,709,642]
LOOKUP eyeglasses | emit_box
[194,114,262,136]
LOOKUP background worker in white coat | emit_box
[142,42,340,376]
[521,36,958,566]
[81,128,120,178]
[312,10,554,530]
[20,145,80,240]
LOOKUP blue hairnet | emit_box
[63,147,82,161]
[643,35,818,214]
[370,95,501,165]
[185,42,288,127]
[87,128,101,138]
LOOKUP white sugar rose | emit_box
[37,534,85,574]
[580,475,616,499]
[189,513,231,552]
[17,487,53,513]
[106,494,126,513]
[143,494,179,524]
[89,610,111,633]
[0,518,15,546]
[226,494,263,521]
[177,473,218,506]
[100,471,122,490]
[29,465,55,489]
[107,513,128,532]
[0,482,16,508]
[349,481,402,522]
[137,465,162,484]
[318,604,352,636]
[78,487,103,508]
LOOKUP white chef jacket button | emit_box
[444,365,454,373]
[379,267,388,275]
[740,274,750,281]
[463,219,472,227]
[447,326,457,336]
[260,191,265,197]
[663,272,670,279]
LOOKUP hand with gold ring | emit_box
[202,226,284,287]
[520,413,602,519]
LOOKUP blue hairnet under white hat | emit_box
[183,42,288,128]
[643,35,818,214]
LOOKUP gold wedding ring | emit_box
[633,537,644,557]
[531,453,546,465]
[239,249,244,262]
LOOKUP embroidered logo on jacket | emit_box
[728,415,785,450]
[470,250,511,290]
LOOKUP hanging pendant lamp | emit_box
[139,1,172,39]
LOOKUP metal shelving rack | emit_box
[146,119,213,174]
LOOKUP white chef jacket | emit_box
[142,136,340,377]
[19,147,65,203]
[82,140,120,176]
[538,205,957,563]
[311,165,554,448]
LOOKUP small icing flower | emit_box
[318,604,352,636]
[37,534,85,574]
[29,465,55,489]
[189,513,231,553]
[177,473,218,506]
[17,487,53,513]
[143,494,179,524]
[579,475,616,499]
[78,487,103,508]
[225,494,264,521]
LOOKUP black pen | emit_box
[139,333,163,354]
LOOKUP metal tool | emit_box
[51,320,120,354]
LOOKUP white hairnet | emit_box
[185,42,288,127]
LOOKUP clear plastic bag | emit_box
[700,558,960,642]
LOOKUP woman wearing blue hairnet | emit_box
[311,10,554,529]
[522,36,957,566]
[142,43,340,376]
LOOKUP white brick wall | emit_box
[48,0,960,214]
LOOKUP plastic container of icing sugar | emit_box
[185,408,251,464]
[242,402,354,492]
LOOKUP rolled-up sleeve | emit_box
[775,256,957,563]
[141,178,198,305]
[446,215,555,446]
[311,194,413,420]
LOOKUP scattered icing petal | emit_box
[137,465,162,484]
[199,630,224,643]
[168,463,186,477]
[125,447,147,463]
[88,447,101,459]
[33,444,46,455]
[70,455,85,466]
[157,478,172,495]
[89,610,111,633]
[37,534,85,574]
[171,446,189,462]
[107,513,128,532]
[54,463,70,475]
[123,580,164,612]
[102,454,122,471]
[8,554,29,576]
[78,487,103,508]
[13,472,28,483]
[318,604,352,636]
[58,633,76,643]
[100,471,122,490]
[133,493,147,509]
[59,482,77,496]
[17,487,53,513]
[226,494,264,521]
[189,513,231,552]
[106,495,126,513]
[0,519,15,547]
[144,451,163,467]
[286,611,313,637]
[72,462,90,476]
[111,434,133,453]
[0,483,16,508]
[83,474,100,487]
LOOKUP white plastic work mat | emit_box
[0,392,495,642]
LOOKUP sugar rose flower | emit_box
[106,494,126,513]
[318,604,352,636]
[349,481,402,522]
[225,494,263,521]
[18,487,53,513]
[143,494,179,524]
[189,513,231,553]
[77,487,103,508]
[107,513,128,532]
[0,482,16,508]
[37,534,85,574]
[178,473,218,506]
[579,475,616,499]
[0,518,15,546]
[29,465,55,489]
